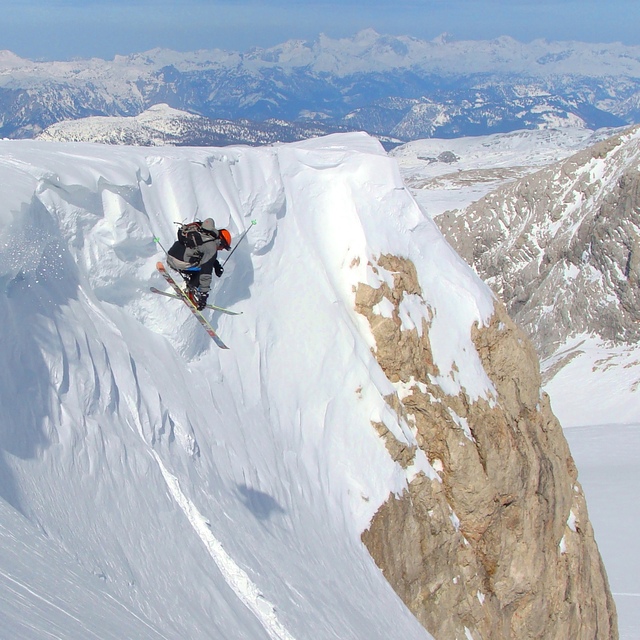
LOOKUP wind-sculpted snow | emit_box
[0,499,170,639]
[0,133,498,638]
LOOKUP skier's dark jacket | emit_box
[166,219,223,293]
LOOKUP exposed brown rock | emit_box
[359,254,617,639]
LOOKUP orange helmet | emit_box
[219,228,232,250]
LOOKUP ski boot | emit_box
[187,287,208,311]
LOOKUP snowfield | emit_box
[0,133,497,639]
[565,424,640,640]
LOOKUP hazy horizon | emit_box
[2,0,639,62]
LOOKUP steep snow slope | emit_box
[0,498,169,639]
[0,133,498,638]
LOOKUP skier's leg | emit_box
[192,262,213,310]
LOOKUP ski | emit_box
[149,287,243,315]
[156,262,229,349]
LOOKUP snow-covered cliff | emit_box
[0,133,616,638]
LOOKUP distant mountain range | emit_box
[3,30,640,144]
[35,104,353,147]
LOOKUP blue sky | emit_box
[2,0,640,60]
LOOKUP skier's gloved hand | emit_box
[214,261,224,277]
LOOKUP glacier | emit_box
[0,133,497,638]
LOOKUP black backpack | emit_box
[177,221,205,248]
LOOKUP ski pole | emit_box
[222,219,257,267]
[153,236,170,255]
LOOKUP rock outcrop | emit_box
[437,125,640,360]
[357,254,617,639]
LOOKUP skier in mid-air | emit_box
[166,218,232,310]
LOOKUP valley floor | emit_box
[564,423,640,640]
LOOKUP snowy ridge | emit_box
[253,30,640,77]
[35,103,345,148]
[0,132,498,638]
[4,31,640,78]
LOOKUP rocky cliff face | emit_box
[437,125,640,361]
[356,254,617,639]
